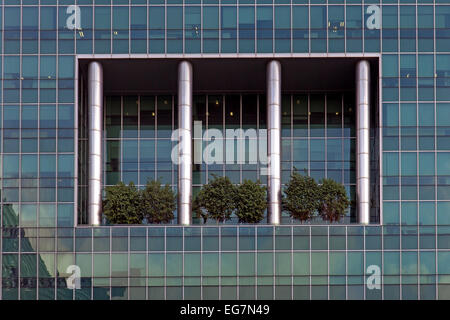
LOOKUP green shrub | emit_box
[141,180,176,224]
[193,174,235,223]
[317,178,350,223]
[103,182,143,224]
[234,180,267,223]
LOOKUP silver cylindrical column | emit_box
[356,60,371,225]
[267,61,282,225]
[178,61,193,226]
[88,61,103,226]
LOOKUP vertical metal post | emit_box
[267,61,282,225]
[356,60,371,225]
[178,61,193,226]
[88,61,103,226]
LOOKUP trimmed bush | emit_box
[283,171,320,222]
[103,182,143,224]
[317,178,350,223]
[193,174,235,223]
[234,180,267,223]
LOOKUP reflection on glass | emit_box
[122,140,138,184]
[242,95,257,129]
[225,95,240,129]
[327,94,342,137]
[343,93,355,137]
[293,95,308,137]
[123,96,139,138]
[281,95,291,137]
[310,94,325,137]
[106,140,120,185]
[207,95,223,132]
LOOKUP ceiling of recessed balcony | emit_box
[78,57,378,95]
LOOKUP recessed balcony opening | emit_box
[77,57,380,226]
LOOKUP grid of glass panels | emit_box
[279,93,356,222]
[101,93,355,223]
[1,0,450,300]
[1,49,76,243]
[2,225,450,300]
[2,2,449,228]
[104,95,177,188]
[7,4,382,55]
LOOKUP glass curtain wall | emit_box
[100,93,355,224]
[104,95,176,188]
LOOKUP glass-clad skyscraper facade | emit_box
[1,0,450,300]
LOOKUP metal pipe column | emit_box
[356,60,371,225]
[178,61,193,225]
[267,61,282,225]
[88,61,103,226]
